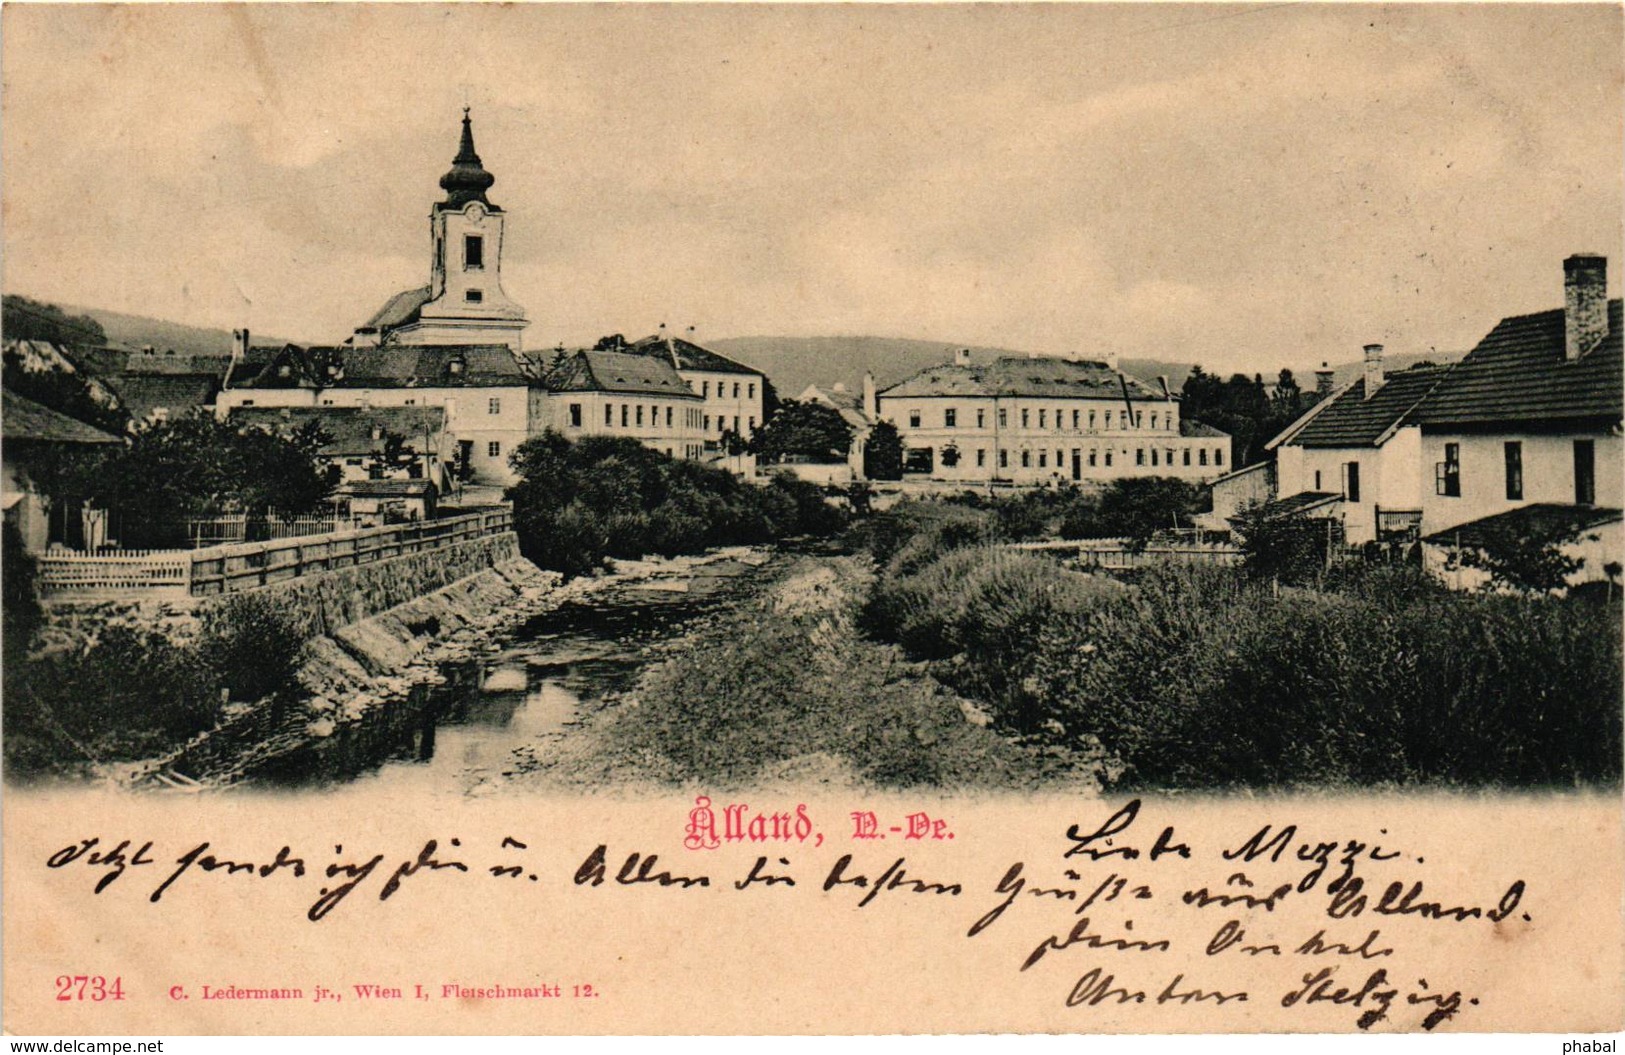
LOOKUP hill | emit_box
[706,335,1195,400]
[51,302,298,357]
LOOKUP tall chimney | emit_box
[1362,344,1384,399]
[232,328,249,359]
[1157,375,1172,401]
[862,371,877,421]
[1565,254,1608,360]
[1315,361,1335,400]
[954,348,971,367]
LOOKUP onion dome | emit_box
[438,108,496,209]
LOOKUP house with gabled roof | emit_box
[615,330,768,472]
[1265,344,1451,545]
[2,388,123,551]
[535,348,707,462]
[876,348,1231,485]
[1413,254,1622,589]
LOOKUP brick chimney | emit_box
[1315,361,1335,400]
[232,328,250,359]
[1565,253,1608,360]
[1362,344,1384,399]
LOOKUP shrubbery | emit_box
[3,590,308,776]
[852,501,1623,790]
[507,431,847,577]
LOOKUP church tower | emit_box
[357,110,529,350]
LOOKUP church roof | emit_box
[437,109,500,212]
[543,350,702,398]
[360,286,432,338]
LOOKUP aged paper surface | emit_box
[3,1,1624,1039]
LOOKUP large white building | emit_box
[876,350,1231,485]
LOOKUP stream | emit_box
[241,552,775,794]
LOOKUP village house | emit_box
[1,388,123,551]
[228,405,452,485]
[1414,254,1622,588]
[616,330,767,473]
[1265,345,1452,545]
[535,348,707,460]
[876,349,1231,485]
[796,378,875,482]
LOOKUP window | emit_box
[945,408,957,427]
[636,405,644,426]
[1344,462,1361,503]
[733,416,740,432]
[748,384,755,398]
[977,409,986,428]
[1136,448,1146,466]
[1167,449,1175,467]
[1182,448,1191,467]
[1088,450,1097,467]
[702,381,709,397]
[1200,449,1208,466]
[1021,409,1030,428]
[621,405,629,427]
[1072,410,1080,429]
[733,383,740,398]
[569,403,583,428]
[1314,469,1321,490]
[748,417,755,430]
[240,400,255,406]
[1214,449,1224,467]
[998,409,1008,428]
[909,410,921,428]
[1504,442,1523,501]
[464,234,484,270]
[487,441,501,458]
[606,403,614,426]
[1039,409,1047,428]
[488,397,501,415]
[719,419,727,433]
[1436,443,1461,497]
[1151,412,1159,430]
[704,415,711,430]
[1089,410,1096,429]
[1150,449,1159,467]
[1038,451,1048,468]
[465,289,483,303]
[1104,450,1113,467]
[1136,412,1144,428]
[666,407,673,428]
[1575,440,1596,506]
[976,449,986,467]
[999,450,1008,468]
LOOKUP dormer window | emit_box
[277,363,292,379]
[464,235,484,270]
[448,358,466,377]
[465,289,483,303]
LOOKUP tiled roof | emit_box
[230,406,447,457]
[2,388,123,445]
[1413,300,1622,427]
[623,335,763,376]
[1423,502,1623,547]
[339,479,437,497]
[102,374,222,418]
[1287,365,1450,448]
[543,350,702,398]
[880,356,1165,401]
[232,344,531,389]
[1179,420,1229,438]
[361,286,432,335]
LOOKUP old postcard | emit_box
[2,1,1622,1040]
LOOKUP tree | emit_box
[863,420,904,480]
[366,429,418,479]
[1233,505,1336,584]
[939,443,962,468]
[749,399,854,464]
[2,295,107,346]
[56,411,340,548]
[1093,477,1206,548]
[2,521,42,664]
[1451,529,1585,594]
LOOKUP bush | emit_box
[507,431,847,577]
[198,593,308,702]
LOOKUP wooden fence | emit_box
[1009,537,1243,569]
[37,507,513,601]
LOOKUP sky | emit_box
[3,3,1621,376]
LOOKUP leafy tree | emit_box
[1233,505,1336,584]
[1450,527,1586,594]
[2,521,41,664]
[2,295,107,346]
[366,429,418,479]
[863,420,904,480]
[592,334,628,352]
[749,399,853,464]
